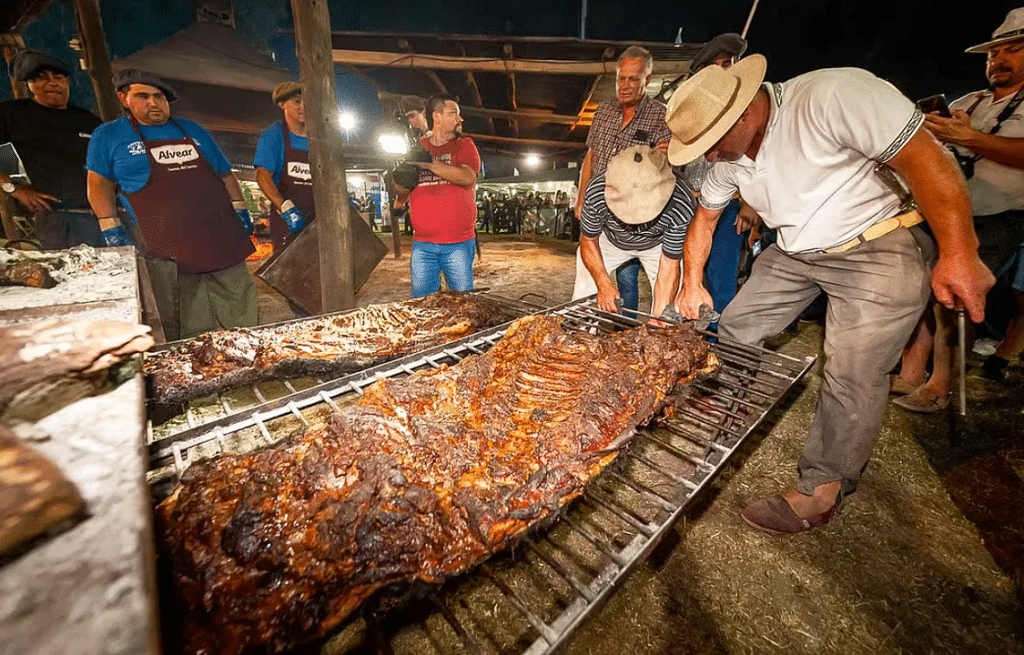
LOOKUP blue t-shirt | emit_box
[253,121,308,184]
[86,116,233,222]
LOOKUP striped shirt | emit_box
[586,95,672,174]
[580,172,695,259]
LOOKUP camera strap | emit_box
[960,87,1024,166]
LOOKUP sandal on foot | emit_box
[889,374,919,396]
[892,386,949,414]
[741,496,838,535]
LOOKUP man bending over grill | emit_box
[572,145,694,318]
[669,55,993,534]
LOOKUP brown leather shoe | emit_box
[741,496,838,535]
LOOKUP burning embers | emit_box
[157,315,718,654]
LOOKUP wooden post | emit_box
[72,0,120,121]
[2,46,28,99]
[291,0,354,311]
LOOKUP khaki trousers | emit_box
[178,261,258,340]
[719,227,933,496]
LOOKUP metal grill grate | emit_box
[147,298,815,654]
[144,291,539,451]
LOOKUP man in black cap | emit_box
[86,69,256,340]
[0,50,102,248]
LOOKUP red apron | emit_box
[268,119,315,253]
[125,118,254,274]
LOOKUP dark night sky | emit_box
[8,1,1022,128]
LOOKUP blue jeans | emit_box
[615,259,640,314]
[705,199,744,314]
[410,239,476,297]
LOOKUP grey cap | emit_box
[689,33,748,74]
[10,50,70,81]
[113,68,179,102]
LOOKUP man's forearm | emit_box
[426,161,476,187]
[888,131,977,256]
[221,173,245,202]
[575,151,593,216]
[682,205,723,288]
[651,255,681,315]
[87,171,120,230]
[580,236,615,292]
[955,133,1024,169]
[255,168,285,210]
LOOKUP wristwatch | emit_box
[1,181,15,194]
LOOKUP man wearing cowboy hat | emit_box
[667,55,994,534]
[86,69,256,340]
[254,81,310,254]
[894,7,1024,402]
[679,33,750,326]
[572,145,694,317]
[0,50,102,248]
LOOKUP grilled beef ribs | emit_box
[144,292,519,406]
[157,315,718,654]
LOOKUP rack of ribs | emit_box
[157,314,718,655]
[143,292,521,407]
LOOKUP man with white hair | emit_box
[575,45,671,314]
[572,145,693,317]
[668,55,993,533]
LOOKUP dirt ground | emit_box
[248,233,1024,655]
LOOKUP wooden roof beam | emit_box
[456,42,494,134]
[501,43,519,137]
[463,132,588,149]
[397,37,447,94]
[376,91,587,126]
[332,49,692,76]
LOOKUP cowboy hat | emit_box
[665,54,767,166]
[966,8,1024,53]
[604,145,675,225]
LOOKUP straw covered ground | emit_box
[247,234,1023,655]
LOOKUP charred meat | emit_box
[157,315,718,654]
[144,292,519,406]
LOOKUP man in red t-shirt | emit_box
[401,93,481,297]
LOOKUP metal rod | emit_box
[560,516,627,566]
[655,424,729,455]
[525,542,597,601]
[362,610,396,655]
[480,565,560,643]
[637,431,712,466]
[625,450,698,490]
[582,490,656,537]
[606,471,675,510]
[431,598,486,655]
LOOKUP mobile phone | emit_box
[917,94,952,118]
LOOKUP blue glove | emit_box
[101,225,130,247]
[280,199,306,233]
[232,202,253,234]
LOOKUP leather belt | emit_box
[823,210,924,254]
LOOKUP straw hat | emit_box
[665,54,767,166]
[966,8,1024,53]
[604,146,675,225]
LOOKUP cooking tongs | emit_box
[612,298,721,331]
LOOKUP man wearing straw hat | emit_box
[572,145,694,317]
[667,55,994,534]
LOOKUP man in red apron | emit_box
[86,69,257,340]
[254,81,310,254]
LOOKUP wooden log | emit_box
[2,44,28,99]
[292,0,354,312]
[377,91,583,125]
[462,133,589,149]
[72,0,120,121]
[332,49,692,76]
